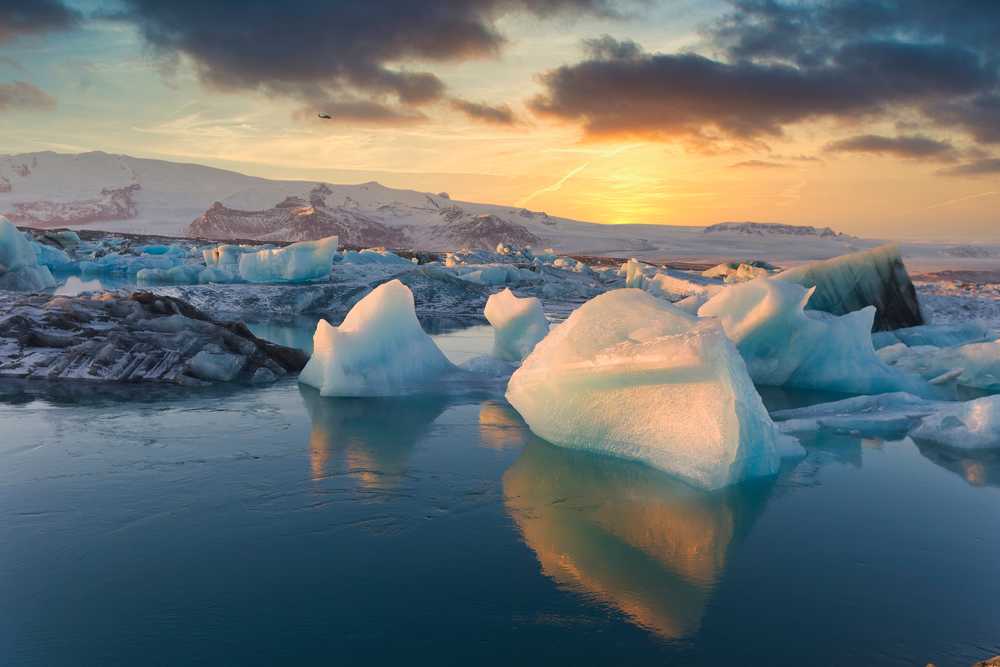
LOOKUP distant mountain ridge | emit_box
[704,222,850,239]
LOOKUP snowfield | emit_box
[3,151,999,271]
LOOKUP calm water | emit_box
[2,320,999,666]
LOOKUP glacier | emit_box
[506,288,798,490]
[238,236,339,283]
[298,279,454,396]
[698,278,933,396]
[484,288,549,362]
[0,217,56,291]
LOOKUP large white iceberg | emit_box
[238,235,339,283]
[506,289,798,490]
[484,288,549,362]
[0,218,56,291]
[698,278,932,396]
[298,279,453,396]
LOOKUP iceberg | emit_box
[702,260,775,283]
[872,321,995,350]
[878,339,1000,391]
[299,279,453,396]
[698,278,932,396]
[773,393,1000,450]
[506,289,796,490]
[777,244,923,331]
[203,244,256,271]
[238,235,339,283]
[484,288,549,362]
[0,217,56,291]
[337,248,412,266]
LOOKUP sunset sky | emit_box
[3,0,1000,240]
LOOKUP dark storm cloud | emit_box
[940,158,1000,177]
[825,134,957,160]
[0,81,56,111]
[533,1,1000,147]
[0,0,80,43]
[450,98,516,125]
[110,0,625,117]
[927,94,1000,144]
[530,36,993,143]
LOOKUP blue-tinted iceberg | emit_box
[698,278,932,396]
[299,279,453,396]
[872,322,995,350]
[0,217,56,291]
[777,244,923,331]
[878,339,1000,391]
[238,235,339,283]
[484,288,549,362]
[773,393,1000,450]
[506,289,798,490]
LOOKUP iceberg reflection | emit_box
[503,439,773,639]
[300,385,448,486]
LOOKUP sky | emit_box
[2,0,1000,240]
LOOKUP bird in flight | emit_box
[318,113,332,119]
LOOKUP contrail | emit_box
[516,144,641,207]
[926,190,998,210]
[516,161,592,207]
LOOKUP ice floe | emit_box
[299,279,453,396]
[506,288,798,490]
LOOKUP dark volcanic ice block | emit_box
[777,244,923,331]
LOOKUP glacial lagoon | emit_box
[2,318,999,666]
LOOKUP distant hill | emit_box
[704,222,851,239]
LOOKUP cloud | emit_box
[0,81,56,112]
[529,35,994,146]
[927,94,1000,144]
[532,2,1000,148]
[940,158,1000,177]
[825,134,957,160]
[450,98,516,125]
[111,0,624,119]
[728,160,789,169]
[0,0,80,43]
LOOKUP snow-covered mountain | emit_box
[2,151,998,268]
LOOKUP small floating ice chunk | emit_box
[238,235,339,283]
[506,288,792,490]
[484,288,549,362]
[878,339,1000,392]
[774,392,1000,450]
[298,279,453,396]
[911,396,1000,449]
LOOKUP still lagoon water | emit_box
[2,319,999,665]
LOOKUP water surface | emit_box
[2,321,998,666]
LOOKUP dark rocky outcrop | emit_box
[0,291,306,384]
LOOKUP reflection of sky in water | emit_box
[1,352,999,664]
